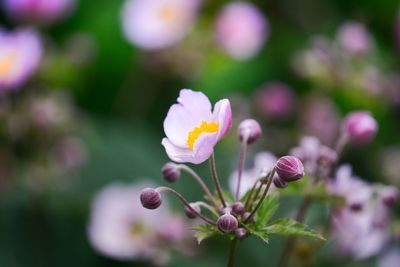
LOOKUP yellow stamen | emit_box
[0,52,17,78]
[187,121,219,150]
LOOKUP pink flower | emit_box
[3,0,75,25]
[0,28,42,92]
[162,89,232,164]
[337,21,373,55]
[121,0,201,50]
[215,2,268,60]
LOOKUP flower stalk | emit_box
[210,153,227,207]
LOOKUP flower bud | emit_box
[231,202,245,215]
[161,162,181,182]
[238,119,262,144]
[273,175,288,189]
[235,227,248,239]
[379,186,398,206]
[344,111,377,145]
[184,203,201,219]
[217,213,238,233]
[242,212,255,223]
[276,156,305,182]
[140,188,162,209]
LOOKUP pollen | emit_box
[187,121,219,150]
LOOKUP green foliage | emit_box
[255,193,279,229]
[265,218,325,241]
[192,224,220,244]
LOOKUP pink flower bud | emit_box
[217,213,238,233]
[234,227,248,239]
[344,111,378,145]
[276,156,305,182]
[273,175,288,189]
[140,188,162,209]
[161,162,181,182]
[238,119,262,144]
[231,202,245,215]
[184,203,201,219]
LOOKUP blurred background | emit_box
[0,0,399,266]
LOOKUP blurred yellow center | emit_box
[159,6,175,21]
[187,121,219,150]
[0,52,17,78]
[130,222,144,236]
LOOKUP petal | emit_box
[162,138,195,163]
[192,132,218,164]
[164,89,213,147]
[212,99,232,141]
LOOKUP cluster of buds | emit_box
[140,116,305,240]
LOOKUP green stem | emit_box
[227,238,237,267]
[209,153,227,207]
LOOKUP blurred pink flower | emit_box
[215,2,268,60]
[0,28,42,92]
[162,89,232,164]
[256,82,295,120]
[337,21,373,55]
[3,0,75,25]
[301,96,340,146]
[121,0,201,50]
[88,182,193,265]
[229,152,277,199]
[328,165,394,259]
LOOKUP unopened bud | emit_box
[344,111,378,145]
[217,213,238,233]
[162,162,181,182]
[140,188,162,209]
[242,212,255,223]
[273,175,288,188]
[235,227,248,239]
[184,203,201,219]
[238,119,262,144]
[231,202,245,215]
[276,156,305,182]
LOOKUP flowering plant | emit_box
[141,89,328,266]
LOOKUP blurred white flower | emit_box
[88,182,193,265]
[379,248,400,267]
[329,165,395,259]
[121,0,201,50]
[215,2,268,60]
[229,152,277,199]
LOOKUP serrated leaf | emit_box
[265,218,325,240]
[255,193,279,229]
[192,224,219,244]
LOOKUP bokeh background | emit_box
[0,0,399,266]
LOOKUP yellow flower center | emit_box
[0,52,17,78]
[159,6,175,21]
[187,121,219,150]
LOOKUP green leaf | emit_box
[251,229,269,243]
[192,224,219,244]
[265,218,325,240]
[255,193,279,229]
